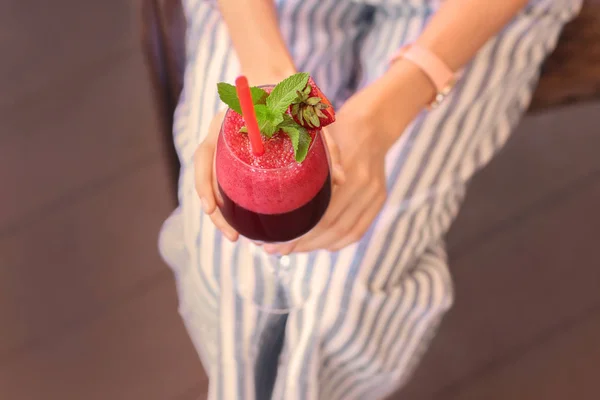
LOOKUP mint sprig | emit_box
[280,115,311,162]
[217,72,314,162]
[217,83,268,114]
[254,104,284,138]
[266,72,310,113]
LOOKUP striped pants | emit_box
[158,0,582,398]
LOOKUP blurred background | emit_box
[1,0,599,399]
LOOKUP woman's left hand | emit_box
[269,101,387,253]
[264,61,433,254]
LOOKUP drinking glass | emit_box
[215,96,332,312]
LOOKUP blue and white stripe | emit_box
[159,0,582,398]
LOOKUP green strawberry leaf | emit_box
[279,115,311,162]
[266,72,310,113]
[217,83,268,114]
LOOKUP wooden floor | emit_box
[1,2,599,399]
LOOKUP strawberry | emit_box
[289,77,336,129]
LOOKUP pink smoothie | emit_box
[215,109,330,215]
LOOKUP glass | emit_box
[214,88,332,312]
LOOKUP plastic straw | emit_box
[235,76,264,156]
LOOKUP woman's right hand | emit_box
[194,110,240,243]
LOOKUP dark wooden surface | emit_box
[398,103,600,400]
[1,1,599,399]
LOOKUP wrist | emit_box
[383,59,436,112]
[367,59,436,148]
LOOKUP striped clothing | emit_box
[158,0,582,398]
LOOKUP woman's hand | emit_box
[263,61,435,254]
[263,90,393,254]
[194,110,241,242]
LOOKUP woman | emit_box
[159,0,582,398]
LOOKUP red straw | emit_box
[235,76,264,156]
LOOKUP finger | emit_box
[207,208,239,242]
[202,154,240,241]
[264,129,346,254]
[262,178,348,254]
[194,112,225,213]
[263,188,348,254]
[212,156,225,207]
[194,141,218,213]
[322,129,346,186]
[331,163,346,188]
[328,193,386,252]
[292,186,369,253]
[285,183,361,253]
[263,240,297,256]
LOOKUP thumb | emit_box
[194,139,217,213]
[194,111,225,213]
[322,128,345,186]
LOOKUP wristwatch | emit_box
[390,43,457,110]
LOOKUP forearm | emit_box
[373,0,529,145]
[416,0,530,71]
[216,0,296,85]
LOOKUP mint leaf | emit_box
[218,75,314,162]
[251,86,269,105]
[279,114,298,128]
[217,83,241,113]
[279,115,311,162]
[217,83,269,114]
[254,104,284,138]
[266,72,310,113]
